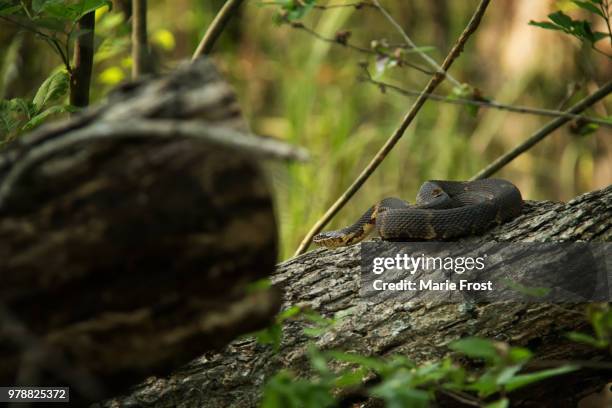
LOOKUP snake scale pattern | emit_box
[313,179,523,248]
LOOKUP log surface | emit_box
[103,185,611,407]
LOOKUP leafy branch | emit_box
[261,332,580,408]
[529,0,612,58]
[0,0,112,109]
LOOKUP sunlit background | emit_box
[1,0,610,259]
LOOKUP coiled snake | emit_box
[313,179,523,248]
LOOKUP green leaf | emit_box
[32,69,69,113]
[501,278,550,298]
[326,350,387,372]
[9,98,35,119]
[567,331,608,348]
[486,398,509,408]
[255,323,282,350]
[573,20,596,42]
[548,11,574,30]
[261,370,335,408]
[468,371,500,397]
[572,0,605,17]
[334,367,368,387]
[528,21,565,31]
[32,16,67,32]
[32,0,56,14]
[449,337,501,362]
[308,346,330,376]
[75,0,112,20]
[277,0,316,22]
[508,346,532,364]
[42,0,111,22]
[371,376,430,408]
[0,99,20,134]
[23,104,68,130]
[278,305,302,321]
[0,2,22,16]
[593,31,609,42]
[504,365,579,392]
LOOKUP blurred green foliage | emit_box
[0,0,610,259]
[259,327,577,407]
[256,302,612,407]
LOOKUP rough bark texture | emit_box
[0,59,282,404]
[102,185,611,407]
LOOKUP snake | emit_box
[313,179,523,248]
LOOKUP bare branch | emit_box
[131,0,151,78]
[69,11,95,107]
[289,21,435,75]
[371,0,462,88]
[192,0,244,60]
[470,81,612,181]
[295,0,492,256]
[259,1,376,10]
[362,74,612,128]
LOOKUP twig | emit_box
[470,81,612,181]
[601,0,611,49]
[259,1,377,10]
[295,0,491,256]
[436,388,481,407]
[0,119,309,209]
[0,16,72,72]
[131,0,151,78]
[192,0,244,60]
[362,74,612,128]
[372,0,462,88]
[69,12,95,107]
[290,22,435,76]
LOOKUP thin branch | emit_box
[19,0,32,19]
[69,12,95,107]
[0,16,71,72]
[131,0,151,78]
[295,0,491,256]
[470,80,612,181]
[289,21,435,76]
[601,0,611,48]
[362,74,612,128]
[192,0,244,60]
[372,0,462,88]
[435,388,481,407]
[259,1,377,10]
[591,44,612,59]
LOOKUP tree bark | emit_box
[101,185,611,407]
[0,59,287,404]
[70,11,95,107]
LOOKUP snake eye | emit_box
[432,188,442,197]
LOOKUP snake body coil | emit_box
[313,179,523,248]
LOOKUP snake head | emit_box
[312,231,348,248]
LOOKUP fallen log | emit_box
[102,185,611,407]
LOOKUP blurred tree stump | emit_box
[0,59,295,403]
[102,185,610,407]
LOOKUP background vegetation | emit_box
[0,0,610,259]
